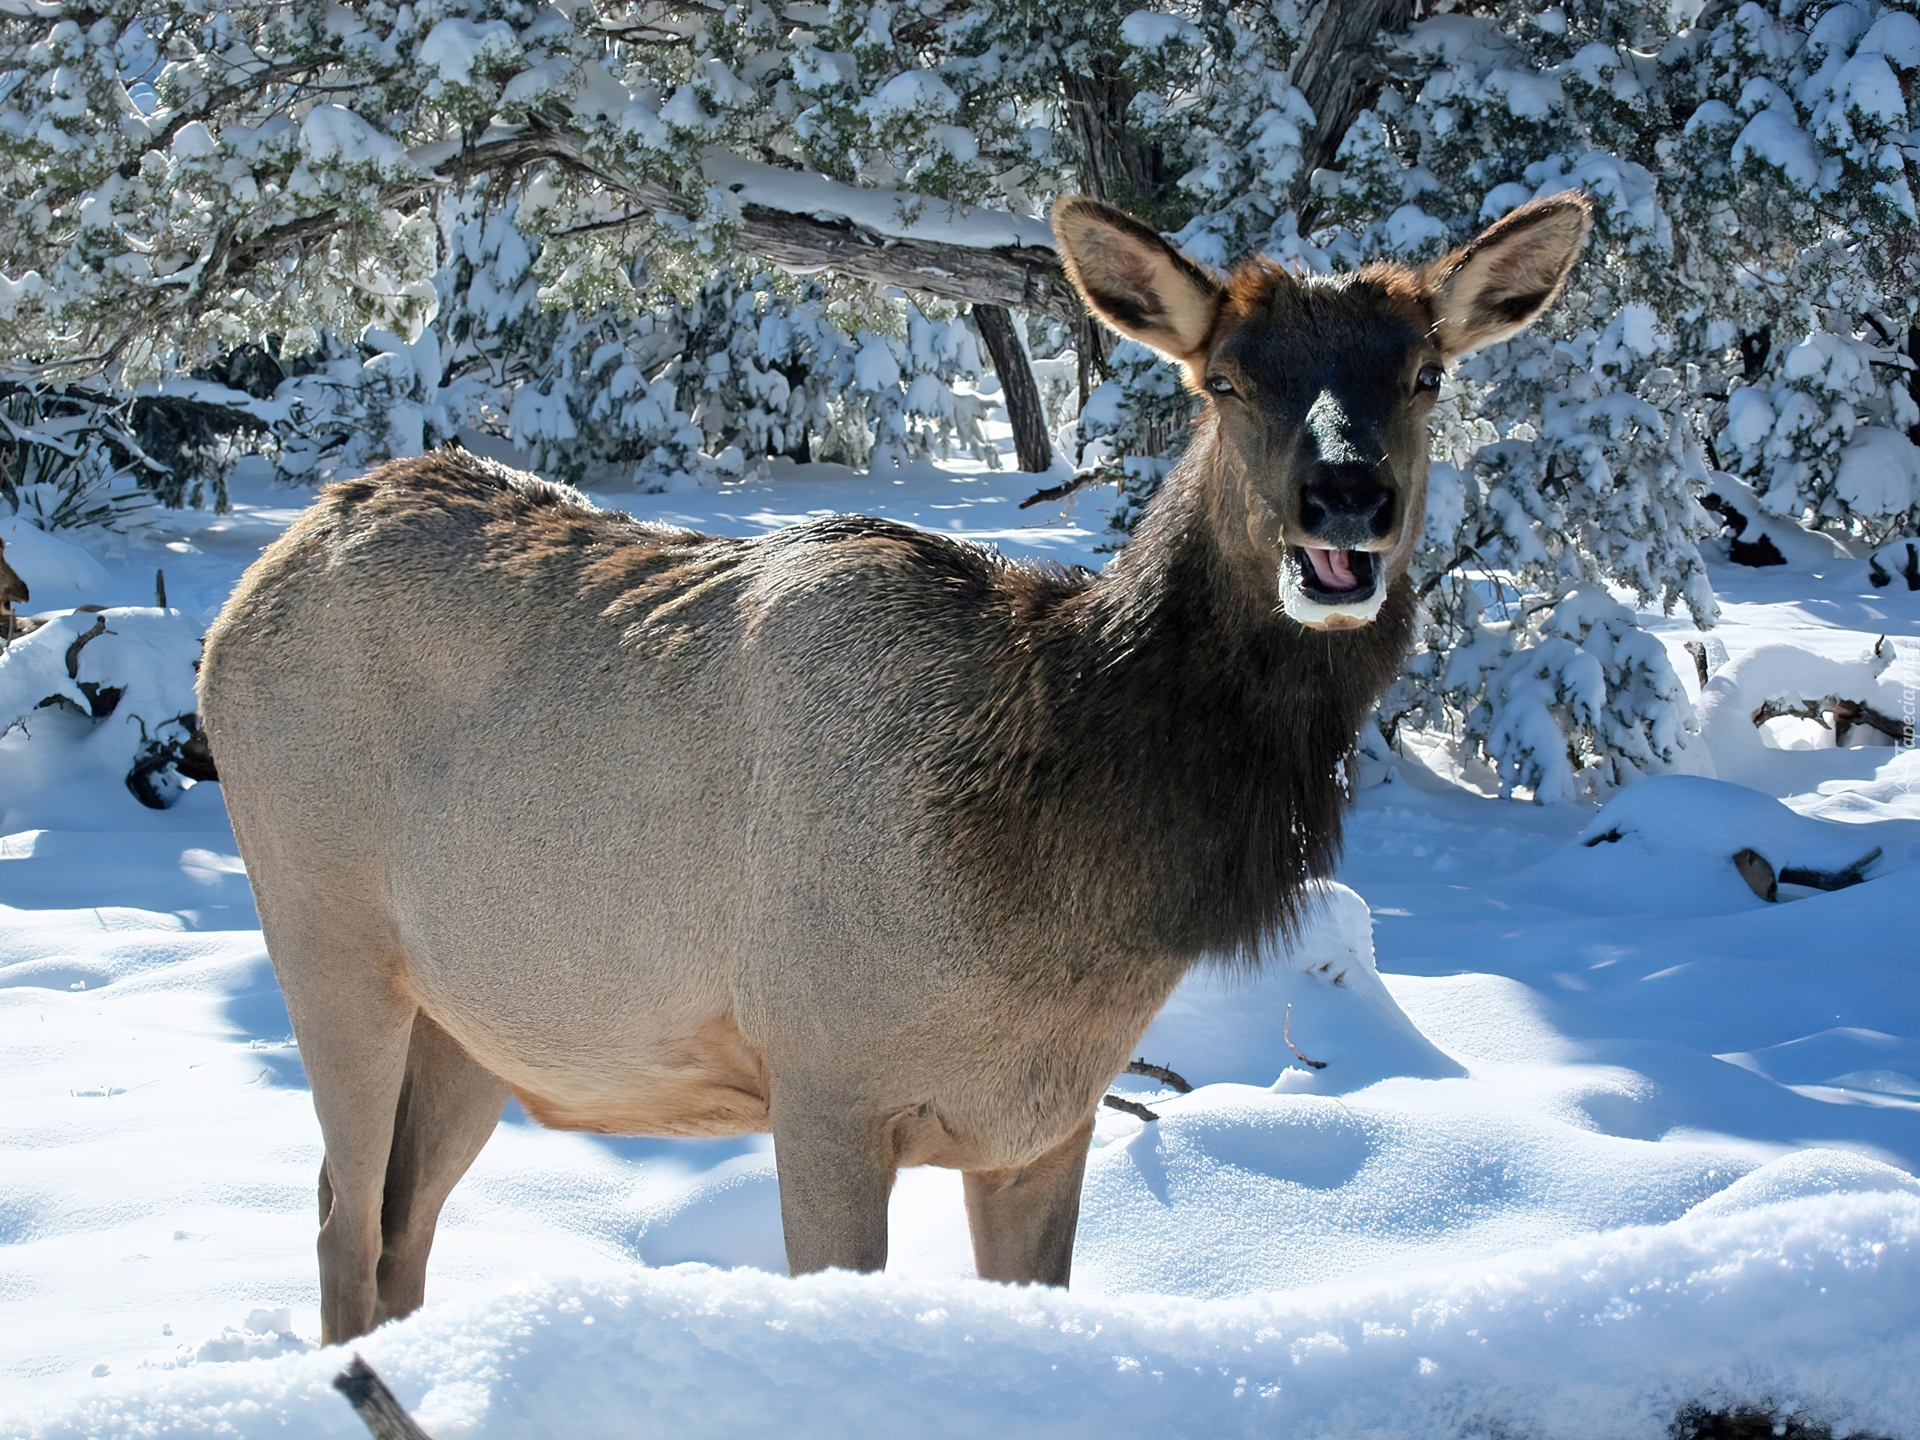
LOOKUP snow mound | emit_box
[1835,427,1920,519]
[1718,1027,1920,1103]
[0,608,208,820]
[1136,882,1465,1093]
[1696,643,1913,790]
[0,518,113,608]
[1869,534,1919,590]
[1792,746,1920,827]
[632,1153,787,1274]
[1687,1148,1920,1219]
[1699,472,1853,569]
[15,1191,1920,1440]
[1542,775,1919,915]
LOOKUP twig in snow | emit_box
[63,612,107,680]
[1101,1094,1159,1122]
[333,1354,435,1440]
[1284,1003,1327,1070]
[1019,467,1109,510]
[1124,1059,1193,1093]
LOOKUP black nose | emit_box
[1299,464,1395,545]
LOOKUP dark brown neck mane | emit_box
[930,421,1415,966]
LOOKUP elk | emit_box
[198,191,1590,1343]
[0,537,27,644]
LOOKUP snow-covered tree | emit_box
[4,0,1914,794]
[1072,0,1919,798]
[0,0,1018,495]
[1324,0,1919,795]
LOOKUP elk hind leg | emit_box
[962,1115,1096,1286]
[374,1012,507,1324]
[279,947,416,1344]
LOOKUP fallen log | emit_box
[1750,694,1910,747]
[1731,846,1882,903]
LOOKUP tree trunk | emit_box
[1290,0,1419,226]
[973,304,1054,474]
[1060,62,1165,210]
[1059,56,1168,393]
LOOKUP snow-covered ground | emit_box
[3,445,1919,1438]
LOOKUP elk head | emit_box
[1053,194,1593,630]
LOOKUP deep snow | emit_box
[2,448,1918,1438]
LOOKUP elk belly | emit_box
[483,1014,771,1138]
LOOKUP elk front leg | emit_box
[963,1114,1096,1286]
[768,1086,895,1276]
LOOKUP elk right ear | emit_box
[1052,198,1222,364]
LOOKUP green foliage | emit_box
[0,386,162,527]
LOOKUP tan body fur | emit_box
[198,191,1590,1343]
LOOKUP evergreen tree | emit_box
[3,0,1915,794]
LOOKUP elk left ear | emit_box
[1424,191,1592,357]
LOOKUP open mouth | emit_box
[1280,546,1386,630]
[1295,546,1377,603]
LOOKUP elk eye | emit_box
[1415,363,1444,393]
[1206,375,1236,397]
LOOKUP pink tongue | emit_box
[1304,547,1357,591]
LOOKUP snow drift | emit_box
[14,1177,1920,1440]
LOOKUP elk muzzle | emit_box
[1281,460,1399,632]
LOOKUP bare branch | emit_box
[333,1355,435,1440]
[1020,465,1112,510]
[1124,1059,1193,1093]
[1284,1002,1328,1070]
